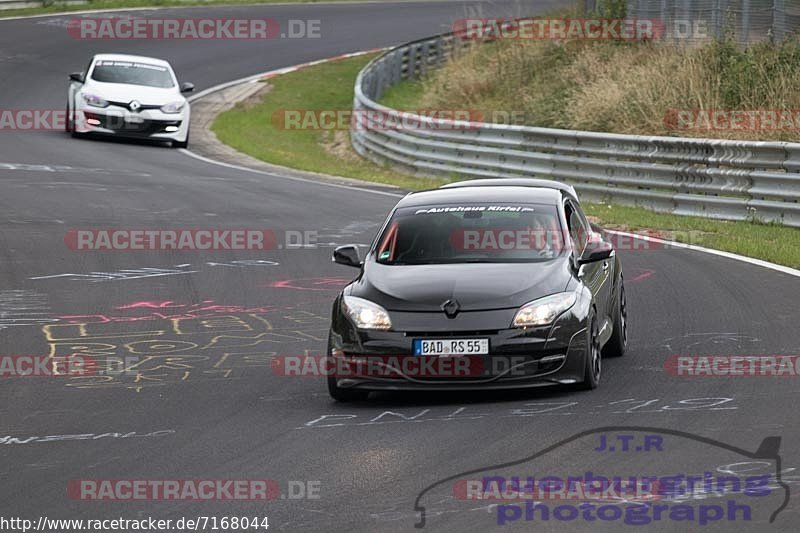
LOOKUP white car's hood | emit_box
[83,81,182,105]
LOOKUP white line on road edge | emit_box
[179,148,403,198]
[604,229,800,279]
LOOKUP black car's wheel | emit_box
[603,278,627,358]
[326,339,369,402]
[578,315,601,390]
[327,376,369,402]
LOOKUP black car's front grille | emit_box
[402,330,500,337]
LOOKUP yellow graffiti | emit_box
[42,310,328,392]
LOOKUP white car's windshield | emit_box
[90,60,174,88]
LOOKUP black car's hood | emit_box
[349,259,572,312]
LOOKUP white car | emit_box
[66,54,193,148]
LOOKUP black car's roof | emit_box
[398,183,566,209]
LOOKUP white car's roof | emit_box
[92,54,172,67]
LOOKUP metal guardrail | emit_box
[351,32,800,227]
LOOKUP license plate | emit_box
[125,115,145,124]
[413,338,489,356]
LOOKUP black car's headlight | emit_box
[512,293,577,327]
[342,296,392,330]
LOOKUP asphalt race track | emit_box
[1,2,799,531]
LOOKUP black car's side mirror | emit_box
[69,72,83,83]
[578,238,614,265]
[333,245,362,268]
[180,82,195,93]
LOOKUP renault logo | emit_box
[129,100,141,112]
[441,299,460,318]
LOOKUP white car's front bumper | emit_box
[75,103,190,142]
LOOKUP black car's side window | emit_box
[564,200,589,255]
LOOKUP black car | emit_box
[327,178,627,401]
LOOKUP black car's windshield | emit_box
[90,60,175,88]
[375,203,565,265]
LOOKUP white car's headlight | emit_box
[512,293,577,328]
[82,93,109,108]
[161,101,185,114]
[342,296,392,330]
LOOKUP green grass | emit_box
[0,0,389,18]
[379,79,428,110]
[212,51,800,269]
[212,53,454,191]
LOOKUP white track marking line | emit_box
[605,229,800,278]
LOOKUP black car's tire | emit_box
[327,376,369,402]
[172,130,189,149]
[578,315,601,390]
[603,278,628,358]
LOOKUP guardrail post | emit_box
[740,0,750,45]
[773,0,786,43]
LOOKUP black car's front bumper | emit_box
[328,303,590,391]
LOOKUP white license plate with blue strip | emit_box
[413,338,489,356]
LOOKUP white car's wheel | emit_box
[64,103,72,133]
[172,129,189,149]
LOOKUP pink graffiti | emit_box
[115,301,186,310]
[266,277,350,291]
[630,269,656,283]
